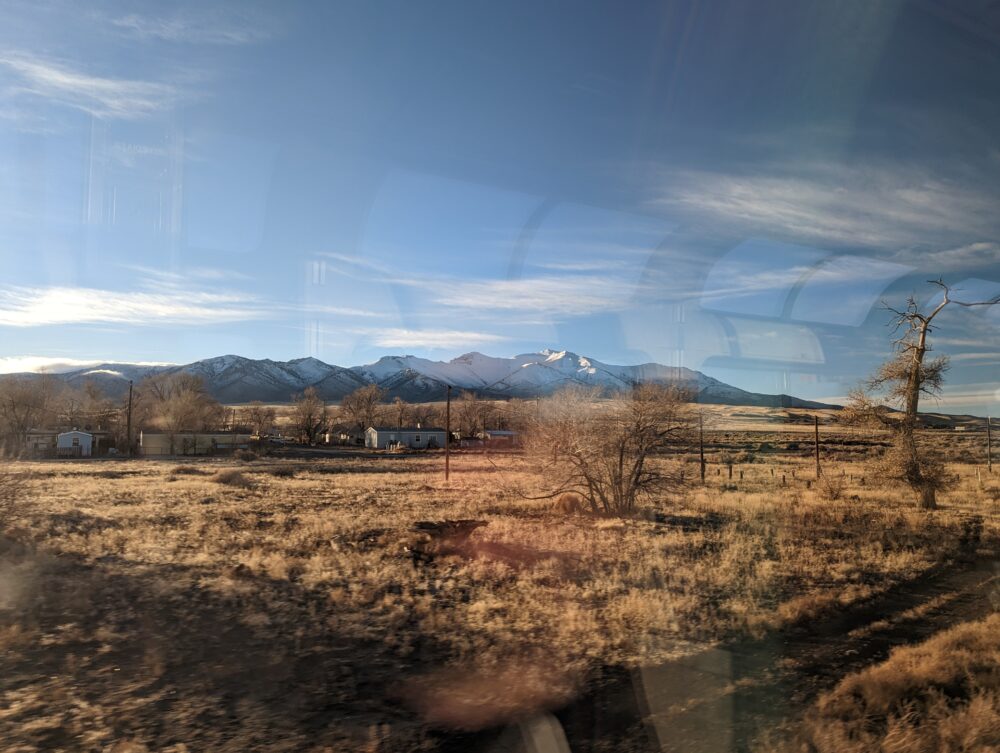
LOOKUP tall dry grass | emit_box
[0,451,997,750]
[762,612,1000,752]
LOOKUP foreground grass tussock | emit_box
[766,612,1000,752]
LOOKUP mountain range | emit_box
[7,349,836,409]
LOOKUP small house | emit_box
[365,426,447,450]
[57,430,93,458]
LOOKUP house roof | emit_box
[368,426,447,433]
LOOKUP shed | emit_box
[365,426,447,450]
[26,429,58,456]
[57,430,93,458]
[479,429,518,444]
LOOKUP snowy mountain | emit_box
[4,349,835,408]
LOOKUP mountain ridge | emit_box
[4,350,838,409]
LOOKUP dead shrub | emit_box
[817,473,846,501]
[267,466,296,478]
[234,449,258,462]
[213,470,254,488]
[172,465,209,476]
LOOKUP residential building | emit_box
[365,426,446,450]
[57,430,93,458]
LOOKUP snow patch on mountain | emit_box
[3,348,838,408]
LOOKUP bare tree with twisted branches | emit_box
[845,280,1000,509]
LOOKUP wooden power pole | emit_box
[988,416,993,473]
[814,414,821,478]
[126,380,134,459]
[699,411,706,483]
[445,385,452,481]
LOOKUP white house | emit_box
[57,430,93,458]
[365,426,447,450]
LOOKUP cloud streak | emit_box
[108,11,271,45]
[656,162,1000,252]
[360,328,511,350]
[0,285,262,327]
[0,356,173,374]
[322,253,638,318]
[0,51,178,119]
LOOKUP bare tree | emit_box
[340,385,385,432]
[456,391,485,439]
[522,384,695,516]
[410,402,438,429]
[139,374,225,453]
[241,401,277,436]
[392,396,410,428]
[291,387,327,444]
[58,381,118,431]
[845,280,1000,508]
[0,375,61,454]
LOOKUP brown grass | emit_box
[763,612,1000,752]
[0,441,997,751]
[212,469,254,487]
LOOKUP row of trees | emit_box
[0,375,528,453]
[0,376,126,452]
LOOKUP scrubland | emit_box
[0,434,998,751]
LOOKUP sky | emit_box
[1,0,999,413]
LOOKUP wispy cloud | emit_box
[108,10,271,45]
[656,162,1000,251]
[322,253,638,318]
[0,285,262,327]
[437,276,636,316]
[0,51,178,119]
[891,242,1000,272]
[305,305,386,319]
[0,356,173,374]
[360,328,510,350]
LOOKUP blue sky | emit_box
[1,0,999,412]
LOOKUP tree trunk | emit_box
[919,483,937,510]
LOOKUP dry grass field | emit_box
[763,612,1000,752]
[1,432,998,751]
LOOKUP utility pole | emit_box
[814,414,821,478]
[126,380,133,459]
[988,415,993,473]
[445,385,452,481]
[699,411,706,483]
